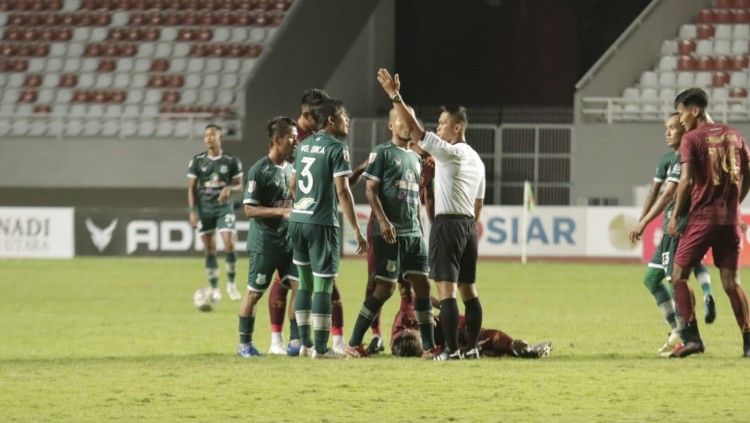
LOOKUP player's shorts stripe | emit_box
[333,170,353,177]
[291,210,313,215]
[243,199,260,205]
[293,259,311,265]
[666,177,680,183]
[248,286,265,293]
[281,275,300,282]
[217,228,237,233]
[653,177,664,182]
[187,173,198,178]
[403,270,429,277]
[313,272,337,278]
[198,228,216,235]
[363,172,380,181]
[647,262,664,269]
[374,275,399,283]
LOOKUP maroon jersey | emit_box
[390,295,418,347]
[419,156,435,205]
[680,123,750,225]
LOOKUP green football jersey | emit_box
[653,151,675,183]
[243,156,293,253]
[187,151,243,213]
[363,142,422,237]
[290,132,352,227]
[663,152,688,232]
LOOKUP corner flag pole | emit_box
[521,180,535,264]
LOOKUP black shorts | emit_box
[429,215,478,283]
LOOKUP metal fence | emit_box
[348,119,573,206]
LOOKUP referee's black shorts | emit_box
[429,214,478,283]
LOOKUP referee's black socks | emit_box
[464,297,483,349]
[439,298,460,352]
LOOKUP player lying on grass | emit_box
[389,282,551,359]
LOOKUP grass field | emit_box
[1,257,750,422]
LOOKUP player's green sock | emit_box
[644,268,676,329]
[226,252,237,284]
[348,296,383,347]
[312,276,334,354]
[239,315,254,344]
[694,265,712,297]
[205,255,218,288]
[289,319,300,342]
[414,298,436,349]
[295,265,314,348]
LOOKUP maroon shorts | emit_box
[675,223,741,270]
[366,216,375,275]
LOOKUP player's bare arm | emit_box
[349,159,369,187]
[474,198,484,222]
[668,162,692,237]
[639,180,663,221]
[335,175,367,255]
[187,177,199,227]
[219,175,243,204]
[244,203,291,220]
[365,178,396,244]
[630,182,676,243]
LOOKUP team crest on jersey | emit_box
[219,165,228,174]
[247,181,256,193]
[404,169,415,182]
[386,260,397,273]
[256,274,267,286]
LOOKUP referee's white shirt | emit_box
[419,131,486,217]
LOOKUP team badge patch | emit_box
[343,149,350,162]
[256,274,267,286]
[247,180,256,193]
[219,165,228,174]
[386,260,397,273]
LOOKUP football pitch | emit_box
[1,258,749,422]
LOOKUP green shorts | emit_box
[648,232,679,280]
[197,206,236,235]
[372,235,429,283]
[247,251,298,292]
[288,221,340,277]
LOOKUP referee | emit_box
[377,68,486,360]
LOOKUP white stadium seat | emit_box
[659,87,676,100]
[676,72,694,87]
[714,39,731,55]
[173,43,191,57]
[658,71,677,87]
[679,24,697,40]
[640,87,657,99]
[732,39,749,55]
[715,24,732,39]
[694,71,712,87]
[658,56,677,71]
[695,40,713,55]
[660,40,678,56]
[730,71,748,87]
[734,24,750,40]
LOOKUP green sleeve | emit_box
[243,165,263,205]
[331,144,352,178]
[363,147,384,182]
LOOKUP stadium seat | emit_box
[734,24,750,39]
[697,56,716,70]
[730,71,748,86]
[714,39,731,55]
[658,71,677,87]
[658,56,677,71]
[731,55,749,69]
[695,39,713,55]
[695,71,713,87]
[730,87,748,97]
[697,24,716,39]
[715,24,732,39]
[715,55,731,70]
[713,71,730,86]
[660,40,678,56]
[659,87,676,100]
[677,55,697,70]
[731,39,749,55]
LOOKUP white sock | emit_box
[332,335,344,346]
[271,331,284,346]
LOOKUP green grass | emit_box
[1,258,749,422]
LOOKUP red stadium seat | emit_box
[150,58,170,71]
[715,55,731,70]
[97,58,116,71]
[57,28,73,41]
[24,74,42,87]
[734,0,750,7]
[166,74,184,87]
[17,89,37,103]
[33,104,52,113]
[72,90,89,102]
[147,74,166,87]
[731,55,749,69]
[197,29,212,41]
[697,56,717,71]
[111,90,126,103]
[145,28,160,41]
[246,43,262,57]
[735,9,750,23]
[698,9,715,23]
[713,8,733,23]
[677,55,697,71]
[161,90,180,104]
[730,87,748,97]
[697,24,715,39]
[713,71,730,86]
[59,74,78,87]
[715,0,733,8]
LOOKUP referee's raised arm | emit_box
[377,68,425,145]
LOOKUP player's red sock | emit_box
[331,284,344,335]
[672,279,696,325]
[480,330,513,357]
[268,277,288,334]
[725,284,750,332]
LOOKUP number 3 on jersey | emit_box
[298,157,316,194]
